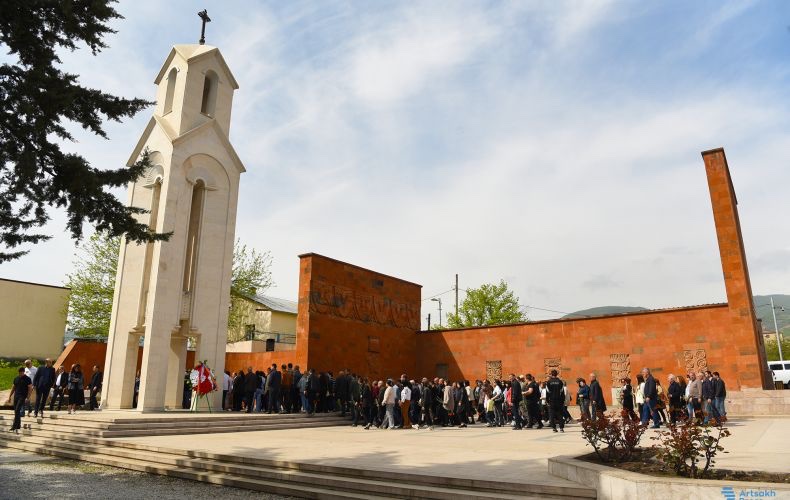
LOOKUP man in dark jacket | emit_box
[589,373,607,421]
[667,374,684,424]
[49,366,69,412]
[641,368,660,428]
[336,370,350,417]
[524,374,542,429]
[546,370,565,432]
[305,369,320,416]
[701,371,716,424]
[243,367,258,413]
[266,364,281,413]
[88,365,103,411]
[712,371,727,422]
[510,374,523,430]
[349,374,361,425]
[32,358,56,417]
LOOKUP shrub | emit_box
[650,418,730,478]
[580,410,647,463]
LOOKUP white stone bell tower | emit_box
[102,44,244,411]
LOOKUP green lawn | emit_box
[0,366,19,391]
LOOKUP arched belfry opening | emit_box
[163,68,177,114]
[200,70,218,117]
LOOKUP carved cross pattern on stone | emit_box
[486,360,502,381]
[609,353,630,383]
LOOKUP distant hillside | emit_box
[563,295,789,332]
[563,306,648,318]
[754,294,790,335]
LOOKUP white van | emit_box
[768,361,790,388]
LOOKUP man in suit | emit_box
[335,370,350,417]
[640,367,660,428]
[33,358,56,417]
[49,366,68,412]
[589,373,607,421]
[546,369,566,433]
[88,365,103,411]
[243,367,258,413]
[266,363,281,413]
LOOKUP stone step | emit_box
[4,425,595,499]
[0,433,579,499]
[0,437,384,500]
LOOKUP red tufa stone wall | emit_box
[55,340,195,374]
[296,253,421,379]
[414,148,770,398]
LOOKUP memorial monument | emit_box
[102,20,244,411]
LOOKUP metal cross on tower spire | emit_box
[198,10,211,45]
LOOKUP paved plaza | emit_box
[114,417,790,482]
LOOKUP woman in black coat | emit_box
[67,364,85,414]
[620,378,637,421]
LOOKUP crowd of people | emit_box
[6,358,727,435]
[217,364,729,431]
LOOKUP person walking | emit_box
[267,364,282,413]
[381,379,397,429]
[400,381,411,429]
[640,368,661,428]
[576,378,591,420]
[524,374,542,428]
[589,373,607,421]
[243,367,258,413]
[49,366,68,412]
[361,378,374,429]
[667,374,683,424]
[222,370,232,411]
[350,374,362,426]
[620,378,637,421]
[546,370,565,433]
[23,359,38,417]
[8,367,32,433]
[88,365,103,411]
[66,364,85,414]
[713,372,727,423]
[701,371,716,424]
[32,358,56,418]
[509,374,523,430]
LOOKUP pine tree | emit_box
[0,1,168,262]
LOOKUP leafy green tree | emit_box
[764,337,790,362]
[445,280,527,328]
[0,1,167,262]
[65,232,121,338]
[228,240,274,335]
[65,234,272,338]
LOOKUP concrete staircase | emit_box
[0,411,347,438]
[0,422,595,499]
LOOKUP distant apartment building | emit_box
[226,293,297,353]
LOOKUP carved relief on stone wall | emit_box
[683,349,708,373]
[544,357,562,378]
[609,353,631,383]
[486,360,502,381]
[307,279,419,330]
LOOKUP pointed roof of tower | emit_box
[154,44,239,89]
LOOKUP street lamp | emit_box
[431,298,443,327]
[757,298,785,362]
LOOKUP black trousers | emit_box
[222,390,228,410]
[233,392,244,411]
[89,389,100,410]
[421,405,435,427]
[12,396,25,430]
[527,401,541,427]
[50,387,65,411]
[34,388,50,415]
[549,402,564,430]
[244,391,255,412]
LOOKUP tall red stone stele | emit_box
[702,148,771,389]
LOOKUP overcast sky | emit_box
[2,1,789,326]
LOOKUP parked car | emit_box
[768,361,790,388]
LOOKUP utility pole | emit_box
[431,297,443,327]
[455,273,459,317]
[426,313,431,331]
[771,296,784,361]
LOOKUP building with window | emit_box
[226,294,297,353]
